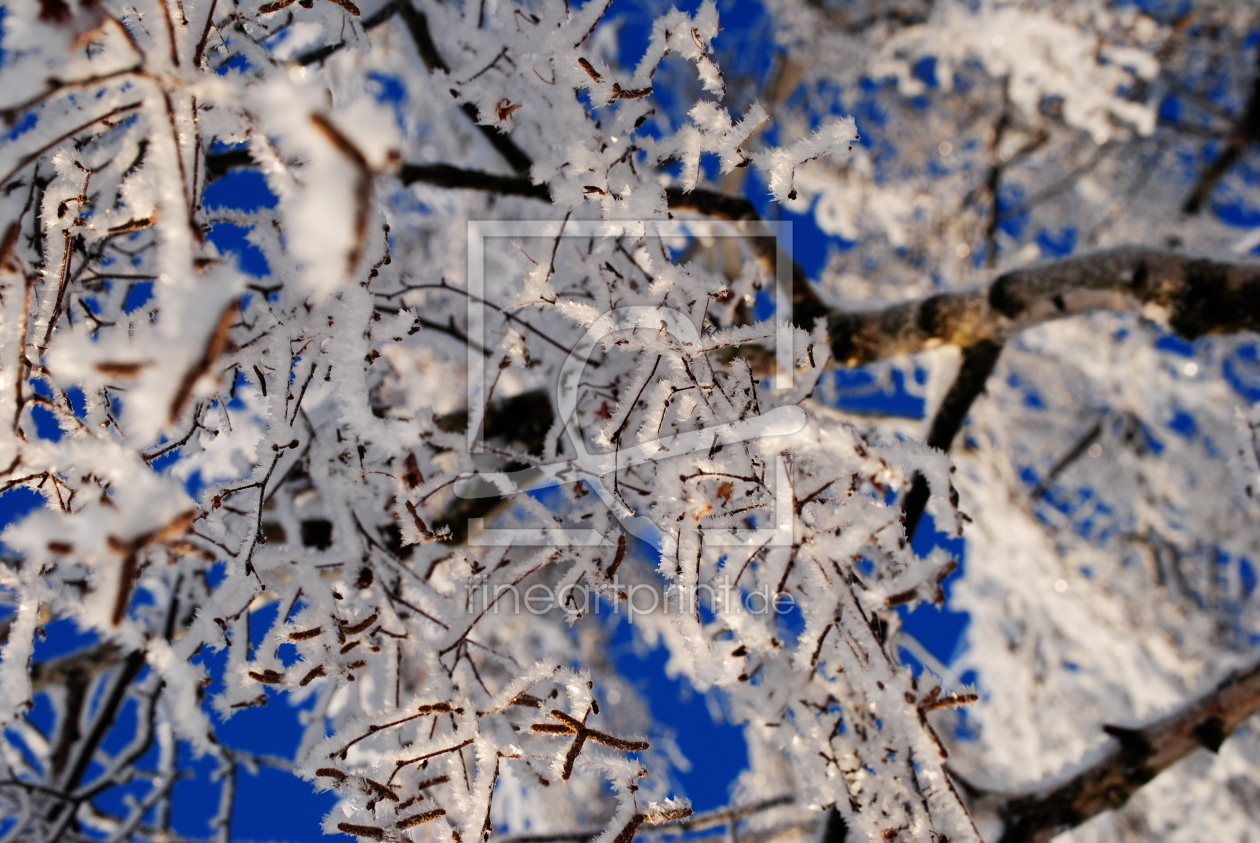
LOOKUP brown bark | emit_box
[985,658,1260,842]
[829,247,1260,365]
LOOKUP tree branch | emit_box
[665,187,831,329]
[985,657,1260,842]
[496,795,795,843]
[395,3,533,174]
[1183,46,1260,215]
[292,0,403,66]
[392,169,1260,359]
[819,806,848,843]
[222,153,1260,558]
[1030,416,1105,500]
[399,163,550,200]
[371,198,1260,547]
[829,247,1260,366]
[901,339,1004,539]
[393,161,831,328]
[880,247,1260,536]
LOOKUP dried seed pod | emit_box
[417,702,453,714]
[577,58,602,82]
[586,731,649,752]
[414,775,450,790]
[921,692,979,712]
[398,808,446,830]
[646,805,693,823]
[336,823,385,840]
[607,534,627,577]
[248,669,285,684]
[341,612,378,635]
[299,665,326,686]
[363,778,399,801]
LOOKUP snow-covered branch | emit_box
[3,1,1260,841]
[984,657,1260,842]
[830,247,1260,364]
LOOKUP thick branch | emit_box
[368,228,1260,544]
[868,248,1260,538]
[989,658,1260,842]
[830,247,1260,366]
[392,169,1260,356]
[222,157,1260,551]
[819,806,848,843]
[923,340,1005,455]
[901,339,1004,538]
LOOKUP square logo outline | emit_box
[464,219,796,549]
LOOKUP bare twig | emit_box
[399,163,550,200]
[497,795,795,843]
[1184,47,1260,215]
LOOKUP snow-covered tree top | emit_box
[0,0,1259,841]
